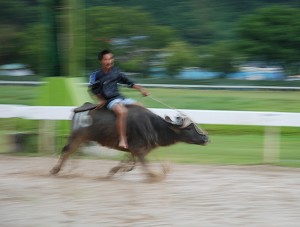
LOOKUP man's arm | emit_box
[118,70,150,96]
[132,84,150,96]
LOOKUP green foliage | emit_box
[236,6,300,72]
[88,0,300,45]
[1,0,300,76]
[0,0,39,25]
[198,41,238,74]
[19,24,47,72]
[164,41,198,76]
[120,57,146,73]
[0,0,40,64]
[84,6,177,70]
[0,24,22,64]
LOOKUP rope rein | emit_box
[145,95,208,135]
[146,95,186,116]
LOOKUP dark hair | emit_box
[98,49,112,60]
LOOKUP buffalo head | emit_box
[164,115,209,145]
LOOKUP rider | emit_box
[89,49,149,149]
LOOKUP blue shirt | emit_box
[89,66,135,102]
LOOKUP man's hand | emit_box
[141,89,150,97]
[133,84,150,97]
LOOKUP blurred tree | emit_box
[88,0,300,45]
[21,0,84,77]
[0,25,22,64]
[236,6,300,75]
[42,0,62,76]
[0,0,39,25]
[120,57,147,73]
[198,41,238,75]
[164,41,198,77]
[19,24,46,72]
[0,0,39,65]
[2,0,300,76]
[84,6,177,71]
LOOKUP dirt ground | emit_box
[1,155,300,227]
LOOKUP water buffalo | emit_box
[50,102,209,180]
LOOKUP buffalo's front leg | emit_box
[136,152,168,182]
[50,136,84,175]
[106,153,136,178]
[136,154,157,179]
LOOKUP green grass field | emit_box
[2,85,300,112]
[1,84,299,166]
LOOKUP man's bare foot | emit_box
[118,139,128,149]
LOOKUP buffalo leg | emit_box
[136,154,157,179]
[50,136,84,175]
[106,153,136,178]
[137,153,168,182]
[120,154,136,172]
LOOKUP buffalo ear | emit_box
[165,115,185,127]
[164,115,173,123]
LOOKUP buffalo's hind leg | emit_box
[50,135,85,175]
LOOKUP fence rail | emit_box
[1,104,300,127]
[1,80,300,91]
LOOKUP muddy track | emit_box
[1,155,300,227]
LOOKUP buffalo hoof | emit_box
[103,175,113,180]
[145,173,166,183]
[152,176,165,183]
[161,162,171,175]
[50,166,60,175]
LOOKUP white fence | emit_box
[2,80,300,91]
[1,104,300,162]
[1,104,300,127]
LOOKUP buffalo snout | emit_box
[202,134,210,145]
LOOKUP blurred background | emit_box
[1,0,300,79]
[1,2,300,226]
[0,0,300,166]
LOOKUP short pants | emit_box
[107,98,136,110]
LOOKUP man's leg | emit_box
[112,103,128,149]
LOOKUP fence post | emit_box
[263,126,280,163]
[38,120,56,153]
